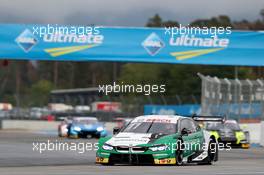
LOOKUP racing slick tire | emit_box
[94,134,101,139]
[100,160,114,166]
[101,162,114,166]
[175,140,184,166]
[199,138,218,165]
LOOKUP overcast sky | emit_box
[0,0,263,26]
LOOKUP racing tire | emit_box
[58,128,62,137]
[67,124,71,137]
[101,161,114,166]
[175,140,184,166]
[94,134,101,139]
[200,139,218,165]
[101,163,113,166]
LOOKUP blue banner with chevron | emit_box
[0,24,264,66]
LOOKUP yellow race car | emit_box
[205,119,250,149]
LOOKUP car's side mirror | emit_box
[181,128,189,136]
[113,127,120,135]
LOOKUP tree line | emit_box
[1,11,264,107]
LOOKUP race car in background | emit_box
[68,117,107,138]
[96,115,219,165]
[205,119,250,149]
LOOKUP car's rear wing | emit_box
[191,114,226,123]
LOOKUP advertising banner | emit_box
[144,104,201,115]
[0,24,263,66]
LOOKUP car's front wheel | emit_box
[101,160,114,166]
[175,140,184,166]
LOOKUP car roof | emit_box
[114,118,132,121]
[73,117,97,121]
[225,119,238,124]
[132,115,187,124]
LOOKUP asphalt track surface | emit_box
[0,130,263,175]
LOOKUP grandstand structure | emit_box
[198,73,264,121]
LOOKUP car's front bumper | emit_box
[70,129,107,138]
[219,137,250,148]
[96,155,176,165]
[96,151,176,165]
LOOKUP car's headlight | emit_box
[96,126,104,132]
[149,145,168,151]
[73,126,81,131]
[237,132,245,140]
[102,144,114,150]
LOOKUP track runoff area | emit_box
[0,131,263,175]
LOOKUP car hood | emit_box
[106,132,152,146]
[73,123,103,130]
[105,132,171,147]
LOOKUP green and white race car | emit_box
[96,115,219,165]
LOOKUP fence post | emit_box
[224,78,231,118]
[0,119,2,129]
[175,95,182,105]
[197,73,208,115]
[246,79,253,119]
[257,79,264,121]
[214,76,221,115]
[235,79,242,121]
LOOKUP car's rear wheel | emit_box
[58,130,62,137]
[200,139,217,165]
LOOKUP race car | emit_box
[205,119,250,149]
[68,117,107,138]
[96,115,219,165]
[58,117,72,137]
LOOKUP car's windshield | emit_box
[206,122,240,131]
[122,122,177,135]
[225,122,240,130]
[206,122,224,130]
[73,119,97,125]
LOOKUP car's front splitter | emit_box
[70,130,104,138]
[96,152,176,165]
[241,143,250,149]
[219,140,250,149]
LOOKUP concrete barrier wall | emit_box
[2,120,60,130]
[0,120,262,144]
[261,121,264,146]
[1,120,116,132]
[240,123,261,144]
